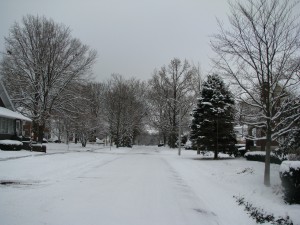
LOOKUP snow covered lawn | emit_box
[0,144,299,225]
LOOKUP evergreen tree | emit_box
[190,74,236,159]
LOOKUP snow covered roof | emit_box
[0,81,15,111]
[0,107,31,122]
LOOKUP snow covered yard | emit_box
[0,144,299,225]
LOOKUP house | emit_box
[0,81,31,141]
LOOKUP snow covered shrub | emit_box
[21,141,31,150]
[184,140,193,150]
[31,144,46,153]
[244,151,282,164]
[0,140,23,151]
[234,196,294,224]
[280,161,300,204]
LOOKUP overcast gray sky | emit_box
[0,0,229,81]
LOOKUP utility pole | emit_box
[178,105,182,156]
[168,98,182,156]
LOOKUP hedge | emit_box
[31,144,47,153]
[0,140,47,153]
[280,161,300,204]
[244,151,283,164]
[0,140,23,151]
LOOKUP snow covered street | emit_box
[0,144,299,225]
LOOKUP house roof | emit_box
[0,107,32,121]
[0,81,15,111]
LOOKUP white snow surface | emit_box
[0,140,23,145]
[202,102,213,106]
[244,151,277,157]
[0,106,32,121]
[244,151,266,156]
[280,161,300,173]
[0,144,299,225]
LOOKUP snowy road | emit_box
[0,146,257,225]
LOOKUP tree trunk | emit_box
[32,121,39,141]
[163,133,166,146]
[37,124,45,143]
[214,149,218,160]
[66,130,69,145]
[264,131,271,186]
[168,131,177,148]
[197,145,200,155]
[81,136,87,147]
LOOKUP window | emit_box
[16,120,20,136]
[0,118,15,134]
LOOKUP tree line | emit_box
[0,15,201,148]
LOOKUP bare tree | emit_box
[0,15,97,143]
[147,71,170,145]
[51,81,108,147]
[48,81,88,146]
[84,82,108,140]
[191,62,204,97]
[73,84,94,147]
[211,0,300,186]
[148,58,198,148]
[104,75,147,147]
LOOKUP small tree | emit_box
[104,75,147,147]
[148,58,198,148]
[190,74,236,159]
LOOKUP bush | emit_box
[0,140,23,151]
[236,145,247,157]
[234,195,294,224]
[223,143,239,157]
[21,141,31,150]
[244,151,282,164]
[280,161,300,204]
[31,144,46,153]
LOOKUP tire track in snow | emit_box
[161,157,220,225]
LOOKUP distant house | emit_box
[0,81,31,140]
[234,125,248,144]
